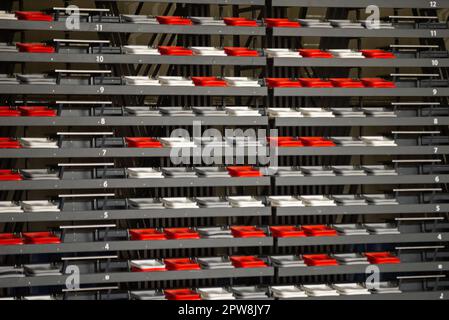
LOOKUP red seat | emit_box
[299,49,333,58]
[226,166,262,177]
[361,78,396,88]
[0,107,21,117]
[302,225,337,237]
[270,226,306,238]
[299,78,333,88]
[15,11,54,22]
[158,46,193,56]
[156,16,192,25]
[364,252,401,264]
[265,78,302,88]
[165,289,201,300]
[267,137,304,147]
[164,258,201,271]
[230,226,266,238]
[265,18,301,28]
[0,233,24,246]
[330,78,365,88]
[129,228,167,241]
[16,43,55,53]
[164,228,200,240]
[224,47,259,56]
[18,106,56,117]
[360,49,396,59]
[125,137,162,148]
[0,169,22,181]
[0,138,21,149]
[230,255,267,268]
[191,76,227,87]
[303,254,338,266]
[22,232,61,244]
[299,137,336,147]
[224,17,258,27]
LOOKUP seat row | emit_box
[2,10,447,30]
[0,223,402,245]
